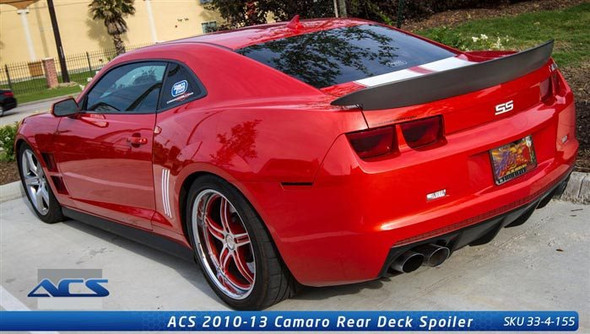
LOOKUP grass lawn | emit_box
[418,3,590,68]
[15,86,82,104]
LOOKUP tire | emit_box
[186,175,295,310]
[18,143,64,224]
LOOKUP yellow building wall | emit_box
[0,0,222,65]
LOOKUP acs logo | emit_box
[28,278,109,297]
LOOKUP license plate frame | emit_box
[489,135,537,185]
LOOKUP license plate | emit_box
[490,136,537,185]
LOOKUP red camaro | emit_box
[16,17,577,309]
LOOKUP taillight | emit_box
[400,116,444,149]
[542,62,564,104]
[541,70,564,104]
[540,78,552,102]
[550,70,563,95]
[347,116,445,160]
[2,91,13,97]
[346,126,396,160]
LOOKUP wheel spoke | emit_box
[207,247,219,268]
[40,186,50,205]
[204,240,220,269]
[218,273,239,295]
[216,248,244,294]
[205,217,225,241]
[200,224,221,269]
[25,177,39,186]
[218,246,231,273]
[34,189,44,210]
[219,198,233,233]
[25,151,38,176]
[233,251,254,284]
[233,232,250,248]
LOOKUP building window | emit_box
[200,0,212,4]
[201,21,218,34]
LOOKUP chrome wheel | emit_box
[192,190,255,300]
[21,149,50,215]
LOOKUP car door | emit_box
[54,61,168,230]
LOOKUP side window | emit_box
[159,63,205,110]
[85,62,167,113]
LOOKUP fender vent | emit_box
[50,176,68,195]
[41,153,57,172]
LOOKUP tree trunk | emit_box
[112,34,126,56]
[337,0,347,17]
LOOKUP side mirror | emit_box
[52,97,80,117]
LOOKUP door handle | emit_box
[127,135,148,147]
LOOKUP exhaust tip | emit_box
[415,244,450,267]
[391,251,424,273]
[426,247,450,267]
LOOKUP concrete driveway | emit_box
[0,196,588,329]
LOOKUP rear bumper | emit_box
[242,95,578,287]
[378,168,572,278]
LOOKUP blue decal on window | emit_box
[171,80,188,97]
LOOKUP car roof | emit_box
[163,18,370,50]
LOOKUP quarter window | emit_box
[159,63,205,110]
[85,62,167,113]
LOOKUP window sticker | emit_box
[166,79,194,105]
[171,80,188,97]
[166,92,194,105]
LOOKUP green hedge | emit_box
[0,123,18,162]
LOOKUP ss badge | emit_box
[495,100,514,115]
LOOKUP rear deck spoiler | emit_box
[331,40,554,110]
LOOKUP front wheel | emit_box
[18,144,64,223]
[187,175,295,310]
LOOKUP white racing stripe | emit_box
[355,69,423,87]
[420,56,474,72]
[355,56,475,87]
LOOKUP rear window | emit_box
[237,24,456,88]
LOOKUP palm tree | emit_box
[89,0,136,55]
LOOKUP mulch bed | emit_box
[0,161,19,185]
[562,63,590,173]
[573,101,590,172]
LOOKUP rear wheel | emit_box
[18,144,63,223]
[187,175,295,310]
